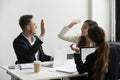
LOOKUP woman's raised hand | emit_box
[68,19,81,28]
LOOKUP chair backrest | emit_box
[117,48,120,79]
[110,42,120,79]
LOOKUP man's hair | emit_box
[19,15,33,31]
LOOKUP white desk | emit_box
[1,59,87,80]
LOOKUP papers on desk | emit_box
[17,63,34,70]
[41,61,53,67]
[49,59,77,74]
[56,66,77,74]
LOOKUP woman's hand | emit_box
[68,19,81,28]
[70,44,80,53]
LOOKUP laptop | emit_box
[80,47,96,63]
[54,47,96,74]
[41,49,67,68]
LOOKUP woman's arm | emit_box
[58,19,80,43]
[74,53,94,74]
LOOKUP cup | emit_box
[33,61,41,73]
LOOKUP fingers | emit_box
[68,19,81,28]
[40,19,45,37]
[69,44,75,50]
[69,44,80,52]
[70,44,74,46]
[41,19,44,28]
[71,19,81,25]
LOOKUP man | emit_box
[13,14,52,64]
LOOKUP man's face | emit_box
[28,19,37,35]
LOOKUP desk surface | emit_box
[1,59,86,80]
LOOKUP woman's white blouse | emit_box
[58,26,80,44]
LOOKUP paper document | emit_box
[17,63,34,70]
[41,61,53,67]
[56,67,77,74]
[49,59,77,74]
[56,62,77,74]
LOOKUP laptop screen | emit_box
[53,49,67,67]
[41,49,67,68]
[80,47,96,63]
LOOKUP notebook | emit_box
[80,47,96,63]
[41,49,67,68]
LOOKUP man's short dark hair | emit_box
[19,15,33,31]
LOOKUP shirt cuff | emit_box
[39,36,44,42]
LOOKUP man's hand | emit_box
[40,19,45,37]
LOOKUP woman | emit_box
[74,26,119,80]
[58,19,98,52]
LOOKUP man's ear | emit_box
[26,25,31,31]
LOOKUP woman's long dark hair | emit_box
[88,26,110,80]
[77,20,98,47]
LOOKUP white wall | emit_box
[0,0,89,79]
[0,0,110,80]
[91,0,110,41]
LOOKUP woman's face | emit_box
[81,22,89,36]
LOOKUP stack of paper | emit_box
[17,63,34,70]
[49,59,77,74]
[56,66,77,74]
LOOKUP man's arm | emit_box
[13,38,43,57]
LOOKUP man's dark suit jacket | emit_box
[13,33,52,64]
